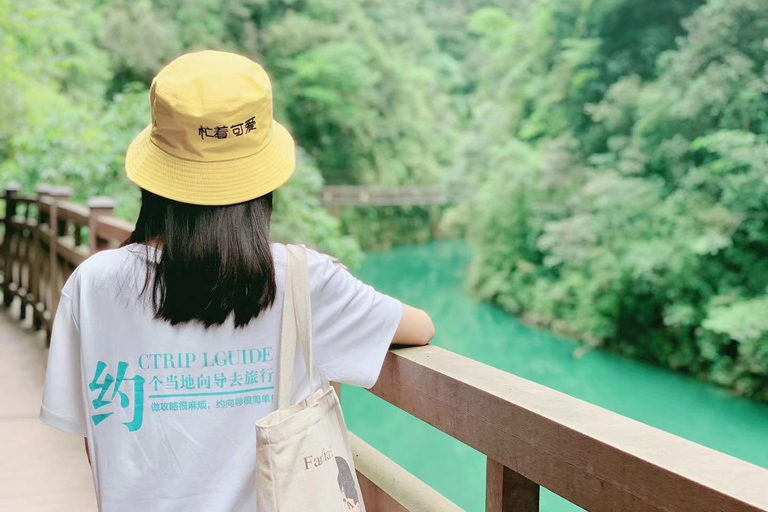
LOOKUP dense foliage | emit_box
[1,0,456,261]
[1,0,766,398]
[460,0,768,400]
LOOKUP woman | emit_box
[39,50,434,512]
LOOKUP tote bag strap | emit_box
[277,244,325,410]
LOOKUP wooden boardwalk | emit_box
[0,307,97,511]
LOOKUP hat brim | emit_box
[125,121,296,206]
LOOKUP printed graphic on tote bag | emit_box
[336,457,362,512]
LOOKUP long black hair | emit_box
[127,188,276,328]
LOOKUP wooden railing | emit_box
[2,183,768,512]
[0,184,134,340]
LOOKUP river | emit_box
[340,240,768,512]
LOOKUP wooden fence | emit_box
[2,183,768,512]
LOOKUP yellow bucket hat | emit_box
[125,50,296,206]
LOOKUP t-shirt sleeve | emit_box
[39,291,87,436]
[308,248,404,389]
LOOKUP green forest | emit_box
[1,0,766,400]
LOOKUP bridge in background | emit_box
[2,183,768,512]
[320,185,448,207]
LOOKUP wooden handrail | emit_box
[369,346,768,512]
[94,215,133,245]
[351,433,464,512]
[2,183,768,512]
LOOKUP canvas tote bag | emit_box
[255,244,367,512]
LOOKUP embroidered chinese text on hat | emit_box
[125,51,296,206]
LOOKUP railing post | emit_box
[46,187,73,342]
[36,184,52,225]
[3,182,22,308]
[29,185,51,330]
[49,187,73,238]
[87,197,116,254]
[486,458,539,512]
[35,185,55,332]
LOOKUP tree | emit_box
[461,0,768,400]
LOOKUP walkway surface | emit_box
[0,308,97,511]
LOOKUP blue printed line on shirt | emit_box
[149,386,275,399]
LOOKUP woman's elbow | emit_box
[412,308,435,346]
[393,305,435,346]
[422,316,435,345]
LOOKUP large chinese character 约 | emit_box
[88,361,145,432]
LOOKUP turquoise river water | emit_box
[340,240,768,512]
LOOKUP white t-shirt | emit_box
[40,242,403,512]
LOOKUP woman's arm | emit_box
[392,304,434,346]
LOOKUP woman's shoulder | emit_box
[63,245,147,295]
[271,243,345,272]
[81,244,148,273]
[270,242,288,270]
[272,243,352,299]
